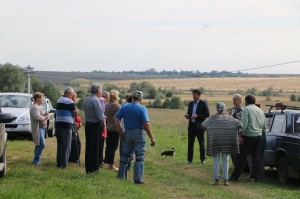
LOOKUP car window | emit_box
[265,114,274,133]
[0,95,32,108]
[294,115,300,134]
[270,114,286,134]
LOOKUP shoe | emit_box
[201,161,206,164]
[186,161,192,164]
[134,180,145,184]
[108,165,119,171]
[224,181,230,186]
[228,177,238,182]
[210,181,219,185]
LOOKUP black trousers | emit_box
[104,131,120,164]
[99,136,105,164]
[69,133,81,162]
[230,136,261,180]
[85,122,103,173]
[188,123,205,162]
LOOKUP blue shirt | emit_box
[192,100,199,122]
[114,102,149,129]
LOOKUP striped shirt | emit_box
[202,113,242,156]
[55,96,75,128]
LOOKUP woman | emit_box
[104,90,121,171]
[68,93,82,163]
[30,92,49,165]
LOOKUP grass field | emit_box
[1,108,300,199]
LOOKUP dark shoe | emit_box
[228,177,238,182]
[134,180,145,184]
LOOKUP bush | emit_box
[290,94,297,101]
[166,91,174,98]
[170,96,184,109]
[162,99,171,108]
[152,96,162,108]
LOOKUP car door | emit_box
[282,114,300,170]
[264,113,286,166]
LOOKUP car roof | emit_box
[269,110,300,114]
[0,92,32,97]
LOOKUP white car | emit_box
[0,93,55,139]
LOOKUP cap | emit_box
[133,91,143,99]
[216,102,225,112]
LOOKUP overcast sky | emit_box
[1,0,299,74]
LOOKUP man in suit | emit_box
[185,89,210,164]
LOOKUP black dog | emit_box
[161,148,175,156]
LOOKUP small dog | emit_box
[161,148,175,156]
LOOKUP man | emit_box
[228,94,243,165]
[83,83,105,173]
[55,87,77,168]
[114,91,156,184]
[229,94,266,181]
[184,89,210,164]
[202,102,242,186]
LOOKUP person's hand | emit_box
[191,113,197,119]
[150,137,156,146]
[119,132,125,141]
[184,114,190,119]
[238,135,243,145]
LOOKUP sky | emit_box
[1,0,300,74]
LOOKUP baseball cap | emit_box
[133,91,143,99]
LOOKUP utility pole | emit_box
[21,65,34,94]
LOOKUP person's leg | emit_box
[59,127,72,168]
[187,124,196,163]
[250,137,261,180]
[258,150,265,178]
[106,131,120,169]
[32,128,46,164]
[196,129,205,163]
[230,136,255,180]
[85,122,101,173]
[118,132,133,179]
[222,153,229,181]
[213,153,220,181]
[56,128,63,167]
[133,130,146,183]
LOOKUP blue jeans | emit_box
[213,152,229,181]
[56,127,72,168]
[118,129,146,182]
[32,128,46,164]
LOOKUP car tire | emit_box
[48,126,55,137]
[0,148,6,178]
[278,156,290,183]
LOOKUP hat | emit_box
[216,102,225,112]
[133,91,143,99]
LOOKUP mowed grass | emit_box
[1,108,300,198]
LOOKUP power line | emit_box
[231,60,300,73]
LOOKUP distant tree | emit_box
[261,86,274,97]
[170,96,184,109]
[165,91,174,98]
[77,98,84,109]
[0,63,25,92]
[147,87,157,99]
[246,87,257,95]
[290,94,297,102]
[76,89,86,98]
[297,96,300,102]
[162,99,171,108]
[152,96,162,108]
[31,75,44,93]
[128,82,141,92]
[103,83,120,92]
[42,81,61,108]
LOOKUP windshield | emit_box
[0,95,32,108]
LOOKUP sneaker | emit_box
[224,181,230,186]
[210,181,219,185]
[201,161,206,164]
[134,180,145,184]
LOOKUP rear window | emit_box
[293,115,300,133]
[0,95,32,108]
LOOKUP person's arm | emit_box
[143,121,156,146]
[30,106,48,122]
[195,101,210,121]
[113,117,124,137]
[240,108,249,135]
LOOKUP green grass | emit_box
[1,108,300,198]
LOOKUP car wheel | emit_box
[278,156,290,183]
[0,148,6,178]
[48,126,55,137]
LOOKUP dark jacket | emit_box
[187,100,210,131]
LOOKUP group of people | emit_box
[30,85,267,185]
[185,89,266,186]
